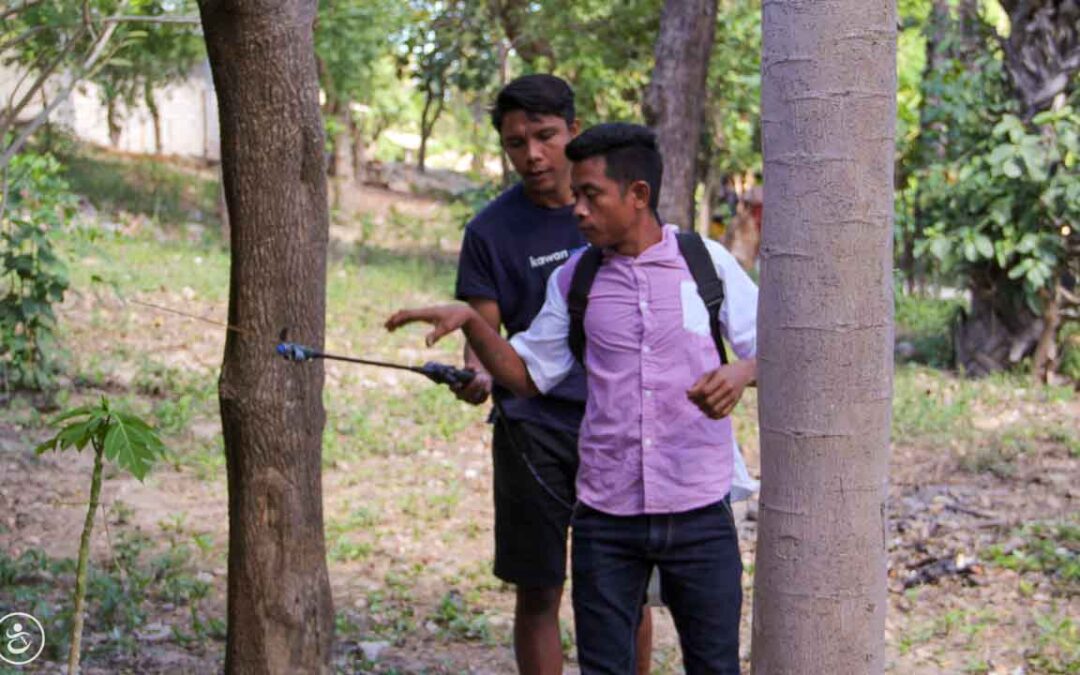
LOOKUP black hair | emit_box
[565,123,663,212]
[491,74,575,133]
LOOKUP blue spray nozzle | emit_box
[277,342,318,362]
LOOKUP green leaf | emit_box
[104,421,146,480]
[103,414,163,481]
[1002,161,1022,179]
[49,403,97,425]
[974,235,994,259]
[930,237,952,261]
[963,241,978,262]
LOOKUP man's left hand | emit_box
[686,360,756,420]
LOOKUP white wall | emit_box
[1,60,220,161]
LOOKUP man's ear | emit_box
[629,180,652,210]
[568,118,581,137]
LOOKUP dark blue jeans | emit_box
[571,499,742,674]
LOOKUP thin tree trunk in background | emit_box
[644,0,718,230]
[145,81,162,154]
[196,0,334,672]
[106,97,121,147]
[752,1,895,672]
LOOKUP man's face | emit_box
[571,156,639,248]
[499,111,577,197]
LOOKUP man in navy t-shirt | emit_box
[454,75,652,674]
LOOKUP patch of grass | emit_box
[984,520,1080,592]
[325,505,380,564]
[1047,425,1080,458]
[957,431,1031,478]
[1027,613,1080,674]
[60,147,220,229]
[0,523,222,664]
[430,589,493,643]
[892,365,978,442]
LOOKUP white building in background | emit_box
[1,60,221,161]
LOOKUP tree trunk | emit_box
[1032,284,1061,384]
[145,81,162,155]
[643,0,718,231]
[998,0,1080,119]
[752,2,895,673]
[953,265,1043,378]
[348,112,367,185]
[196,1,334,673]
[106,97,122,147]
[418,84,444,174]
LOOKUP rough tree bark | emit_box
[196,1,334,672]
[752,1,895,673]
[643,0,718,231]
[998,0,1080,120]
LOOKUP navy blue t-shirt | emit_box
[455,183,587,433]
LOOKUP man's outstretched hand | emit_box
[686,359,756,420]
[385,304,477,347]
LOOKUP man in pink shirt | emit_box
[387,123,756,674]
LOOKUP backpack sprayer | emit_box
[276,331,476,388]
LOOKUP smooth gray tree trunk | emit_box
[752,1,896,672]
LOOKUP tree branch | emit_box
[0,20,119,169]
[0,0,45,22]
[0,28,87,135]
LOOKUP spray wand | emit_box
[276,336,476,388]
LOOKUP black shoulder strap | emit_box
[676,231,729,365]
[567,246,603,365]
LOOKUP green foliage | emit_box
[90,0,205,144]
[448,178,504,227]
[0,0,204,167]
[399,0,501,164]
[0,531,223,662]
[894,291,966,367]
[1,151,74,390]
[36,397,165,481]
[896,4,1079,367]
[705,0,762,176]
[316,0,403,106]
[916,106,1079,309]
[511,0,662,123]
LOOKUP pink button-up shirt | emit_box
[510,225,758,515]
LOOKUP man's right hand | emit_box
[453,368,492,405]
[385,304,476,346]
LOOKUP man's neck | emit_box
[612,215,663,257]
[523,183,574,209]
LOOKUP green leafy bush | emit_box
[1,151,75,390]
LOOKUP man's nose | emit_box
[573,198,589,219]
[527,139,543,162]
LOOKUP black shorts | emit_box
[491,416,578,588]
